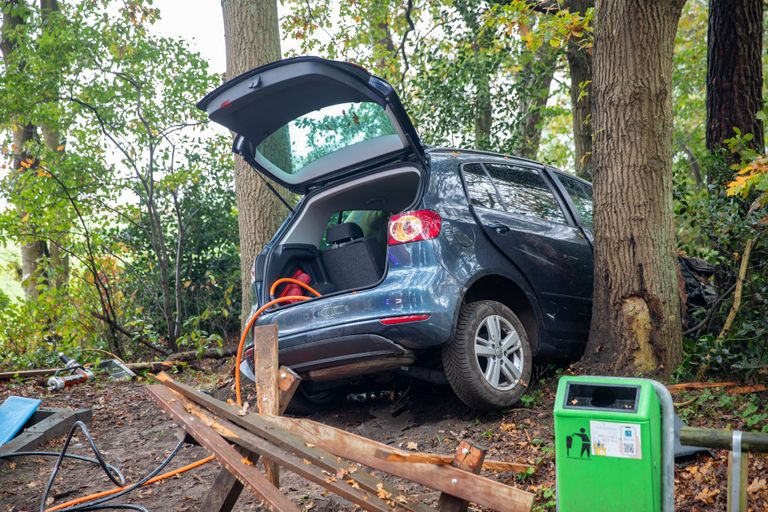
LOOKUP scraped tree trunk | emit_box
[222,0,287,324]
[582,0,686,377]
[566,0,593,179]
[705,0,764,165]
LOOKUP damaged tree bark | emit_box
[582,0,685,376]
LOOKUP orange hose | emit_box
[234,295,312,406]
[45,455,216,512]
[269,277,322,299]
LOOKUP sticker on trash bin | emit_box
[589,421,641,459]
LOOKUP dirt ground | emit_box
[1,362,766,512]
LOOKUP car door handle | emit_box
[485,222,510,234]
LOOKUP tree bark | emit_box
[221,0,287,325]
[515,44,559,160]
[2,3,48,300]
[565,0,594,179]
[705,0,764,163]
[583,0,686,377]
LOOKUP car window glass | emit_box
[461,163,503,210]
[320,210,389,249]
[256,102,397,176]
[484,164,567,223]
[557,174,593,229]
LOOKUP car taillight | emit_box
[387,210,441,245]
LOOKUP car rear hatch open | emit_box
[197,56,425,195]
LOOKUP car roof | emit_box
[426,147,543,167]
[427,147,591,186]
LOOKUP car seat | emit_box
[321,222,384,291]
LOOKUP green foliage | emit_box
[281,0,589,160]
[674,388,768,433]
[0,0,240,362]
[674,152,768,378]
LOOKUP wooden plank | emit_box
[199,365,300,512]
[375,450,534,474]
[182,397,401,512]
[680,427,768,453]
[0,368,63,380]
[200,470,243,512]
[263,416,534,512]
[277,366,301,411]
[146,385,299,512]
[155,372,432,512]
[437,441,486,512]
[0,408,92,455]
[253,324,280,487]
[155,373,533,512]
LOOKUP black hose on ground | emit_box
[0,419,185,512]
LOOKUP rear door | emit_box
[461,162,593,339]
[198,56,425,195]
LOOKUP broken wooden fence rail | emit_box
[151,371,535,511]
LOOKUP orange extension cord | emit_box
[44,278,321,512]
[45,455,216,512]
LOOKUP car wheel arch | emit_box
[458,273,542,355]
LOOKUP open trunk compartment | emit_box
[260,166,423,303]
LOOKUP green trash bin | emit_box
[554,376,662,512]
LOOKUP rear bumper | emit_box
[240,333,415,382]
[254,243,463,350]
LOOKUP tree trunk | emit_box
[566,0,594,180]
[3,2,49,300]
[582,0,686,377]
[221,0,287,325]
[515,45,559,160]
[705,0,764,164]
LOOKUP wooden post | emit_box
[253,324,280,487]
[437,440,487,512]
[198,365,299,512]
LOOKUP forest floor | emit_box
[1,361,766,512]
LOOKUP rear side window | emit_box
[484,164,567,224]
[461,163,503,210]
[557,174,593,229]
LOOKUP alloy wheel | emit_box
[473,314,524,391]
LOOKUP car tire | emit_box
[285,384,342,416]
[442,300,532,410]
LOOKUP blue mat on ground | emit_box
[0,396,42,447]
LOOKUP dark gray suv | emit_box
[199,56,595,410]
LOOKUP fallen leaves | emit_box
[694,487,719,505]
[748,478,767,495]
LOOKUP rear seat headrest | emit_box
[326,222,364,245]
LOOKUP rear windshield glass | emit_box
[256,102,397,175]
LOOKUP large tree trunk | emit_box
[566,0,594,180]
[705,0,764,166]
[221,0,287,325]
[582,0,685,377]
